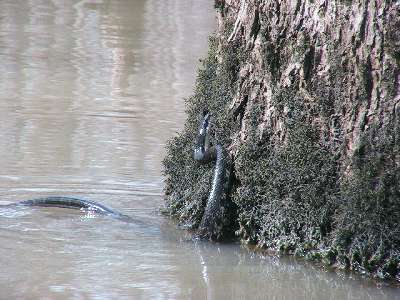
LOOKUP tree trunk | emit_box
[163,0,400,280]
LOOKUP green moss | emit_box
[234,86,338,251]
[306,250,323,261]
[322,248,338,265]
[163,35,245,239]
[214,0,225,10]
[382,258,399,278]
[334,121,400,276]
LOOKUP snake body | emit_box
[1,112,225,235]
[2,196,132,221]
[194,112,226,238]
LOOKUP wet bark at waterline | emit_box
[163,0,400,280]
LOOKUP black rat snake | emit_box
[1,112,225,237]
[1,196,131,220]
[194,112,226,238]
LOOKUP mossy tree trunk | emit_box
[163,0,400,280]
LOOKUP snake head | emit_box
[199,110,211,136]
[194,110,212,161]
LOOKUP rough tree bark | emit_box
[163,0,400,280]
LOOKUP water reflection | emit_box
[0,0,398,299]
[0,0,211,183]
[174,240,399,300]
[1,208,398,299]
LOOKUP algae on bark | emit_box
[163,0,400,280]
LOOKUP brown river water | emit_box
[0,1,398,299]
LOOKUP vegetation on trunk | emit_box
[163,0,400,280]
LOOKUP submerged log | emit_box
[163,0,400,280]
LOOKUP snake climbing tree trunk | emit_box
[163,0,400,280]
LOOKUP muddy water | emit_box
[0,1,398,299]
